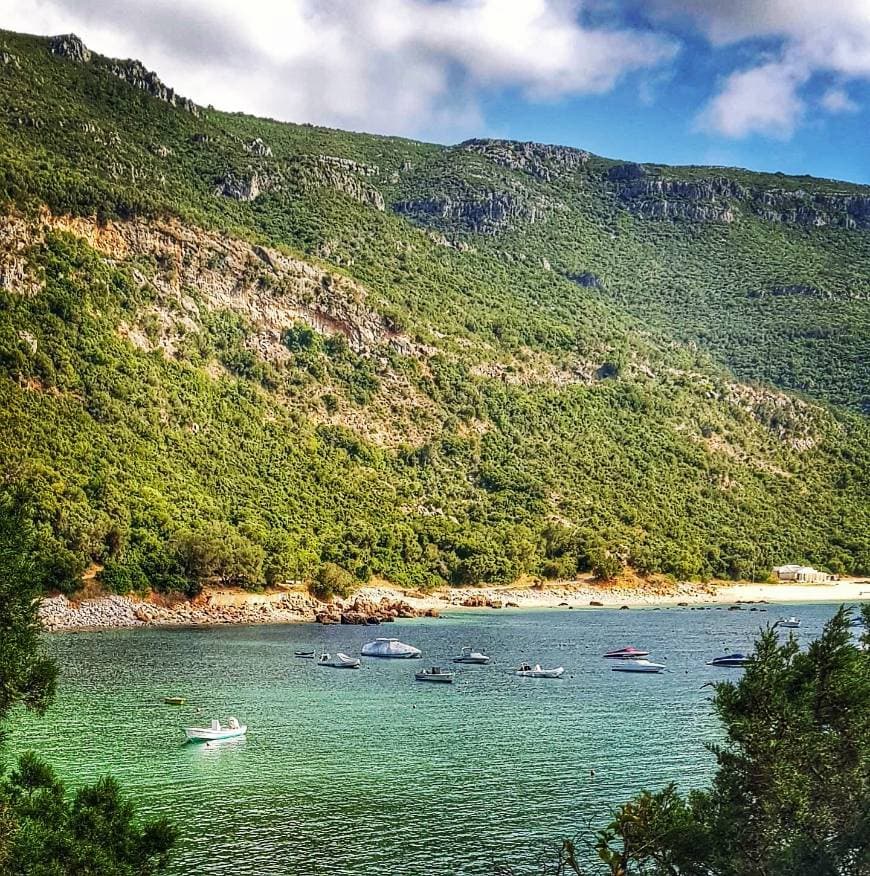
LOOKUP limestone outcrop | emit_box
[105,59,199,114]
[3,211,424,360]
[606,162,870,228]
[394,189,555,234]
[460,139,589,180]
[47,34,198,116]
[49,33,91,63]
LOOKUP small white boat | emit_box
[603,646,649,659]
[777,616,801,628]
[360,638,422,659]
[452,647,490,664]
[415,666,455,683]
[184,717,247,742]
[317,652,361,669]
[611,659,666,674]
[294,649,316,658]
[516,663,564,678]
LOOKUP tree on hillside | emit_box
[535,606,870,875]
[0,504,177,874]
[172,522,265,590]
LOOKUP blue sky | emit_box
[4,0,870,183]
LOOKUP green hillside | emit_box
[0,29,868,594]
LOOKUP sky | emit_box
[2,0,870,183]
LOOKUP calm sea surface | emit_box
[6,604,852,875]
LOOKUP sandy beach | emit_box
[37,575,870,632]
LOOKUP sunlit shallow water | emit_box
[6,604,851,875]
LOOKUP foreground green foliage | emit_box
[0,29,868,593]
[0,508,177,874]
[571,607,870,875]
[0,504,57,722]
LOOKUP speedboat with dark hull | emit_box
[707,653,752,668]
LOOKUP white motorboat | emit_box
[360,637,422,659]
[294,649,316,658]
[452,647,490,664]
[777,616,801,628]
[184,717,247,742]
[516,663,564,678]
[317,652,361,669]
[611,659,666,673]
[415,666,455,683]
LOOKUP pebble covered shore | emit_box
[38,590,434,632]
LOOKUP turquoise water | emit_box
[6,605,848,875]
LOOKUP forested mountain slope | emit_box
[0,29,868,593]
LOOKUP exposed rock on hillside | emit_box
[566,271,602,288]
[47,34,198,115]
[606,163,649,182]
[725,383,829,451]
[105,58,199,114]
[751,189,870,228]
[244,137,272,157]
[296,156,385,211]
[394,189,555,234]
[212,154,386,210]
[461,139,589,180]
[12,212,423,360]
[214,170,264,201]
[607,162,870,228]
[611,170,741,223]
[49,33,90,63]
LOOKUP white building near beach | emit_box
[773,564,831,583]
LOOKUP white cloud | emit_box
[0,0,677,140]
[821,87,859,113]
[697,60,808,139]
[649,0,870,138]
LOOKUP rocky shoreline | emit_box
[36,579,710,633]
[38,577,869,633]
[37,589,437,632]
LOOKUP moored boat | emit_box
[611,659,666,673]
[452,647,490,664]
[294,650,316,658]
[603,646,649,659]
[516,663,564,678]
[415,666,455,683]
[707,653,752,667]
[776,616,801,628]
[184,717,246,742]
[317,652,361,669]
[163,696,186,705]
[360,637,422,659]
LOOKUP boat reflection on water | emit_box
[182,734,248,758]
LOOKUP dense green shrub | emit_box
[308,562,355,602]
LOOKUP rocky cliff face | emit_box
[460,139,589,181]
[606,162,870,228]
[49,33,90,63]
[213,153,385,210]
[751,189,870,228]
[47,33,199,116]
[4,212,421,360]
[608,165,741,223]
[296,156,385,211]
[394,189,555,234]
[104,59,199,114]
